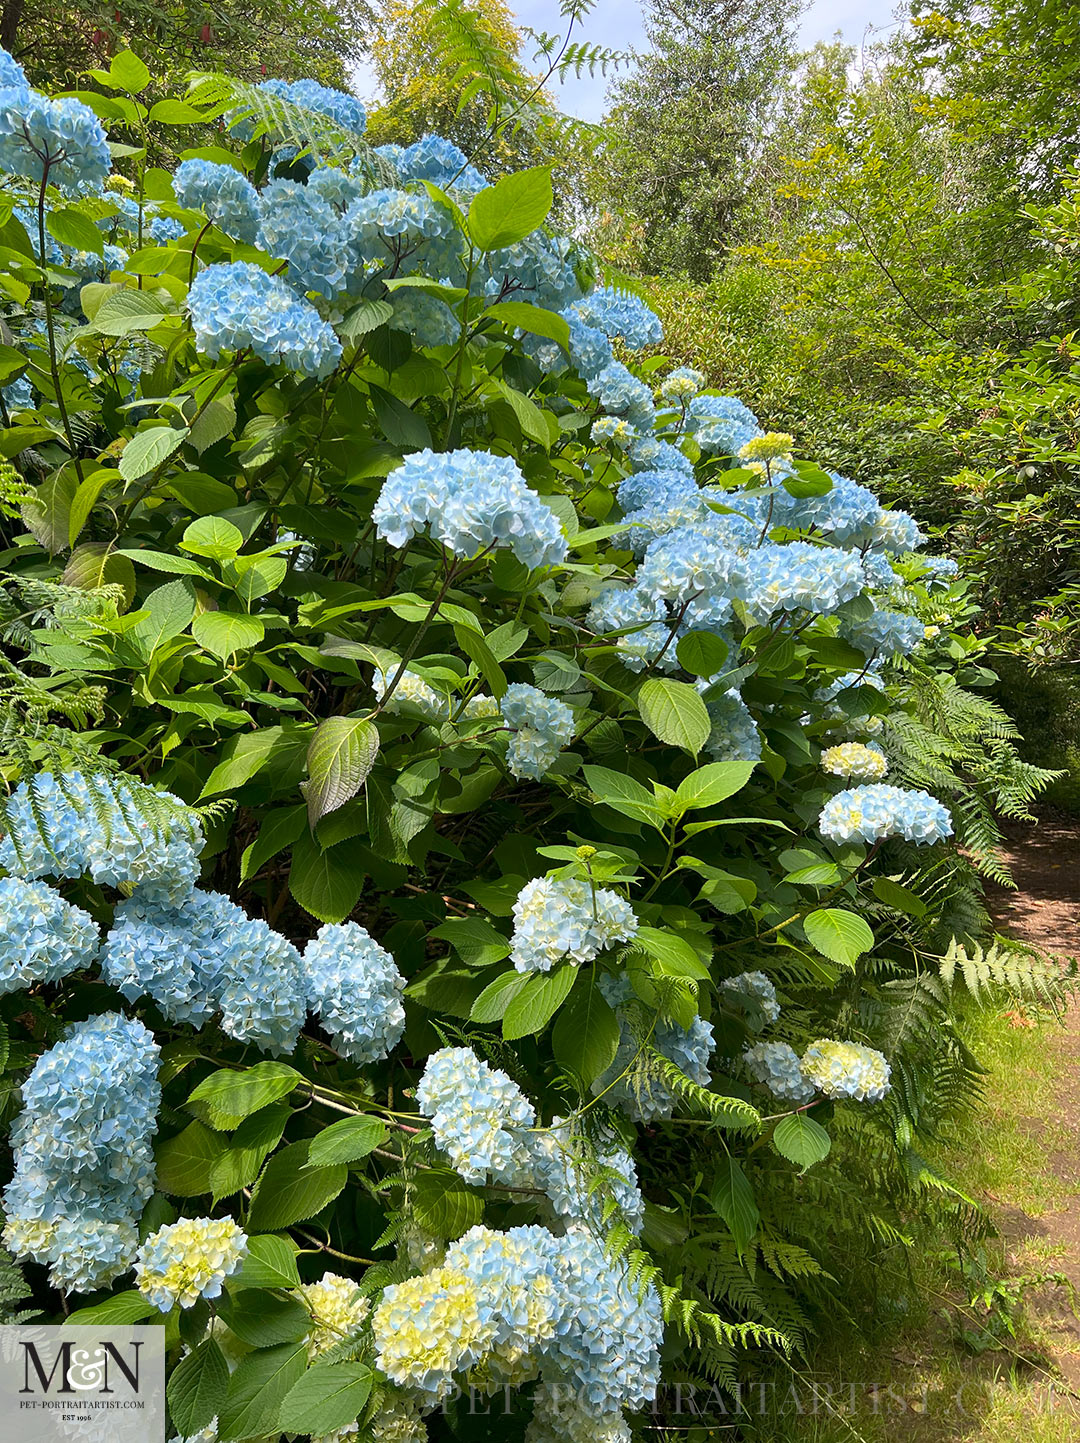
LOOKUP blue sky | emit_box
[513,0,904,120]
[352,1,904,117]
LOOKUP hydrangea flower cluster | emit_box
[299,1271,371,1358]
[173,159,261,242]
[372,449,567,569]
[346,188,459,275]
[819,784,953,846]
[743,1041,816,1103]
[510,875,637,972]
[740,541,867,624]
[373,1220,661,1430]
[302,922,406,1064]
[481,231,581,310]
[259,77,367,136]
[394,133,487,194]
[657,366,706,404]
[2,1013,160,1292]
[587,362,656,428]
[685,394,762,454]
[594,974,715,1121]
[740,471,882,544]
[0,876,99,993]
[188,261,342,378]
[500,683,575,780]
[256,178,348,297]
[102,887,306,1054]
[135,1217,247,1310]
[0,52,110,195]
[389,288,458,347]
[702,684,762,763]
[800,1040,891,1102]
[416,1047,536,1185]
[840,606,926,658]
[821,741,888,780]
[569,286,663,350]
[526,1119,645,1233]
[0,770,202,903]
[373,666,447,720]
[721,970,781,1024]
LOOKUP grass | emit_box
[737,1001,1080,1443]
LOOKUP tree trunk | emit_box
[1,0,24,55]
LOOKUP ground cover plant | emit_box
[0,41,1068,1443]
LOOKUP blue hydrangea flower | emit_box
[0,876,98,994]
[741,471,882,544]
[102,887,305,1054]
[543,1223,662,1412]
[0,45,28,92]
[258,77,367,135]
[743,1041,815,1103]
[587,361,656,429]
[148,215,185,244]
[570,286,663,350]
[918,555,959,585]
[372,449,568,569]
[801,1039,891,1102]
[614,469,708,555]
[722,970,780,1025]
[416,1047,536,1186]
[256,179,347,298]
[593,974,715,1122]
[136,1217,247,1310]
[819,783,953,846]
[0,770,202,903]
[861,507,926,553]
[345,188,459,275]
[388,288,459,347]
[303,921,406,1064]
[657,366,706,404]
[500,684,576,780]
[685,394,762,455]
[394,133,488,194]
[587,585,676,673]
[526,1119,645,1233]
[840,606,926,658]
[188,261,342,378]
[2,1012,160,1293]
[510,875,637,973]
[733,540,864,624]
[627,432,696,477]
[306,164,366,212]
[481,231,581,311]
[173,159,260,242]
[0,84,110,195]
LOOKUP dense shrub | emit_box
[0,44,1064,1442]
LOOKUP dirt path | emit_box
[987,814,1080,1397]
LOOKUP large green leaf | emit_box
[232,1234,301,1290]
[181,515,243,559]
[118,425,186,480]
[582,765,667,828]
[209,1104,290,1200]
[199,726,307,799]
[412,1168,484,1238]
[62,542,136,607]
[674,761,755,811]
[803,908,874,967]
[167,1338,228,1437]
[278,1362,372,1437]
[131,578,196,661]
[468,166,553,250]
[217,1290,310,1347]
[247,1140,348,1231]
[552,974,620,1085]
[772,1114,831,1172]
[307,1114,388,1167]
[192,610,265,660]
[288,832,365,923]
[710,1155,759,1255]
[217,1342,306,1443]
[155,1121,227,1196]
[302,716,380,828]
[638,677,711,755]
[186,1062,302,1130]
[503,964,578,1040]
[483,299,570,348]
[47,206,103,255]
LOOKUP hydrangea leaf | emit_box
[247,1140,348,1231]
[639,678,711,755]
[278,1362,372,1437]
[467,166,553,250]
[166,1337,228,1436]
[772,1114,832,1172]
[803,908,874,967]
[186,1061,302,1130]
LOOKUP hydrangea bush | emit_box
[0,46,1059,1443]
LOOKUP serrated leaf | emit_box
[131,578,196,661]
[772,1113,831,1171]
[217,1342,306,1443]
[872,876,928,917]
[803,908,874,967]
[155,1120,227,1196]
[302,716,380,828]
[62,541,136,607]
[484,299,570,348]
[469,969,530,1023]
[167,1338,228,1437]
[118,425,186,480]
[673,760,755,811]
[187,1062,302,1130]
[64,1291,159,1325]
[639,677,711,755]
[412,1168,484,1238]
[676,629,730,677]
[288,831,365,923]
[468,166,553,250]
[191,609,265,660]
[47,206,104,255]
[218,1290,311,1347]
[209,1103,290,1200]
[247,1140,347,1231]
[502,963,578,1040]
[552,975,620,1085]
[233,1233,301,1289]
[307,1115,388,1167]
[710,1155,759,1255]
[278,1362,372,1436]
[181,515,243,559]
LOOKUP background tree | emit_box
[591,0,799,282]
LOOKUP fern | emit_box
[940,936,1078,1009]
